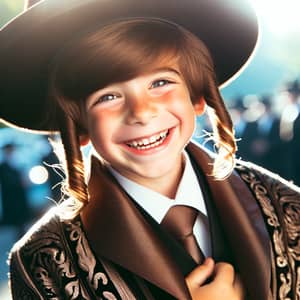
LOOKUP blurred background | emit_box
[0,0,300,298]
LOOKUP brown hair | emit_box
[49,18,236,208]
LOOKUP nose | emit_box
[125,94,158,125]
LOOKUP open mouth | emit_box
[126,129,170,150]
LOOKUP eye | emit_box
[99,94,119,102]
[88,92,121,109]
[150,79,173,89]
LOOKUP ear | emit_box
[79,134,90,146]
[194,97,206,116]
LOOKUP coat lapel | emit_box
[80,156,192,300]
[187,141,271,300]
[81,142,271,300]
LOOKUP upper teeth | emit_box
[127,130,168,147]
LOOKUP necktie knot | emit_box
[161,205,205,264]
[161,205,197,239]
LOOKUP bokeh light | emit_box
[28,165,49,185]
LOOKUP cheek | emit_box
[87,112,113,149]
[166,91,195,121]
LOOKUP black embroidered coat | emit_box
[8,142,300,299]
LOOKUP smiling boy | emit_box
[1,1,300,299]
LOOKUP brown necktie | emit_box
[161,205,205,264]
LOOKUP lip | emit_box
[121,126,176,156]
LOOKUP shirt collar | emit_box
[108,151,207,223]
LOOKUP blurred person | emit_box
[230,95,262,165]
[247,95,282,173]
[0,143,31,237]
[280,79,300,184]
[228,96,248,139]
[230,96,255,161]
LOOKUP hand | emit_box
[185,258,244,300]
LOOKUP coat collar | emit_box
[81,142,270,299]
[80,156,192,299]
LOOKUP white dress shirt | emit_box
[109,152,211,257]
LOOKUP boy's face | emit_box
[84,63,198,188]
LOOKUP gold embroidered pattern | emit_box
[237,164,300,300]
[11,209,122,299]
[65,220,118,299]
[20,214,90,299]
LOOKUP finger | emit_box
[185,258,215,288]
[213,262,235,285]
[233,274,245,299]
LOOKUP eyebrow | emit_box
[147,67,181,77]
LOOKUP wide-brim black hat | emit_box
[0,0,258,133]
[286,80,300,96]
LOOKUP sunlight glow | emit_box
[6,1,299,36]
[251,0,300,35]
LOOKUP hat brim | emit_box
[0,0,258,132]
